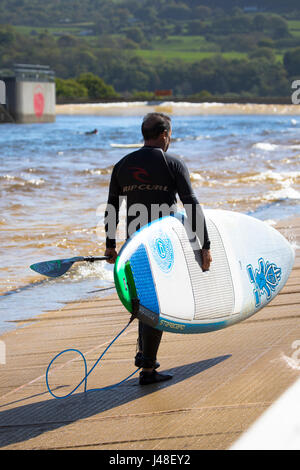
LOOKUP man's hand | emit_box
[201,249,212,272]
[105,248,118,264]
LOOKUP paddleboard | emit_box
[110,143,142,149]
[114,210,295,334]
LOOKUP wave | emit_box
[158,101,225,108]
[240,170,300,184]
[69,261,113,283]
[0,174,45,192]
[263,187,300,201]
[253,140,300,152]
[78,166,113,176]
[189,169,300,187]
[253,142,279,151]
[190,172,205,183]
[241,186,300,208]
[0,251,113,298]
[56,101,300,116]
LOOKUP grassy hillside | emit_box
[9,14,299,67]
[1,1,300,98]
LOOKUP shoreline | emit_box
[0,217,299,449]
[56,101,300,116]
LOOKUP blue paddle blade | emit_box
[30,257,84,278]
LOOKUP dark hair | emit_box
[141,113,171,140]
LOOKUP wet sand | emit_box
[0,217,299,450]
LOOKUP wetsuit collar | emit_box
[143,145,164,150]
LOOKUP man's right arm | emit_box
[104,165,120,263]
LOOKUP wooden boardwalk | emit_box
[0,218,299,450]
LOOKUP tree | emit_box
[258,38,275,48]
[194,6,211,20]
[187,20,205,36]
[0,25,16,46]
[77,72,119,99]
[57,35,77,48]
[130,90,155,100]
[248,47,276,62]
[55,78,88,99]
[284,47,300,77]
[253,13,268,32]
[124,27,146,45]
[162,3,191,20]
[268,15,290,39]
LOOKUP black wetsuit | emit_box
[105,146,210,368]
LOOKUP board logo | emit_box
[247,257,282,307]
[150,233,174,273]
[33,85,45,118]
[129,167,150,183]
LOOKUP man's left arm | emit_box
[171,158,212,271]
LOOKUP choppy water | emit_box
[1,105,300,334]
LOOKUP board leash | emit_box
[45,314,140,399]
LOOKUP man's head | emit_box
[141,113,172,152]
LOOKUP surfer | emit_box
[104,112,212,385]
[85,129,98,135]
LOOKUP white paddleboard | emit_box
[110,143,142,149]
[114,210,294,333]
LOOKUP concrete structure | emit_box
[0,64,56,124]
[0,80,5,104]
[0,79,14,123]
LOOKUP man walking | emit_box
[105,113,212,385]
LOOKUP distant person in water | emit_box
[85,129,98,135]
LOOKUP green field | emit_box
[135,49,248,62]
[133,35,285,63]
[13,23,97,41]
[287,20,300,31]
[11,24,289,65]
[288,19,300,38]
[151,35,219,52]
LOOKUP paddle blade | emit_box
[30,257,84,278]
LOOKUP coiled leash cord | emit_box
[46,314,139,399]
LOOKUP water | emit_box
[1,106,300,334]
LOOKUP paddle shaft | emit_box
[30,255,111,278]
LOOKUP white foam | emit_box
[56,100,228,116]
[253,141,300,151]
[264,219,277,226]
[158,101,225,108]
[190,172,204,182]
[2,174,15,180]
[69,101,148,108]
[240,170,300,202]
[245,170,300,184]
[87,169,102,175]
[253,142,278,151]
[73,262,113,282]
[28,178,45,186]
[56,101,300,116]
[288,144,300,150]
[265,186,300,201]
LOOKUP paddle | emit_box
[30,256,110,278]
